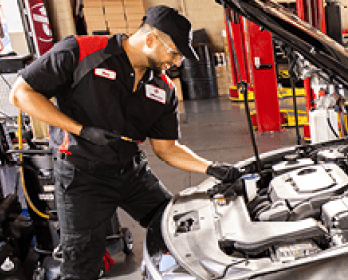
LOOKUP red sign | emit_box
[25,0,54,56]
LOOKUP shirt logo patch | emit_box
[94,68,117,80]
[145,84,166,104]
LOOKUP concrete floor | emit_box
[5,94,306,280]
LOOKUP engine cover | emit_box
[269,163,348,207]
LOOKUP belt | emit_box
[55,151,134,176]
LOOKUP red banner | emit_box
[25,0,54,56]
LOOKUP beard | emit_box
[147,56,175,76]
[147,57,162,75]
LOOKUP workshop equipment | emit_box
[13,111,135,279]
[224,9,282,133]
[0,106,134,279]
[0,121,34,276]
[181,30,219,100]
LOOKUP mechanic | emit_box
[9,5,241,280]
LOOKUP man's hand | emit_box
[79,126,120,145]
[206,162,241,183]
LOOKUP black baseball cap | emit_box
[142,5,199,60]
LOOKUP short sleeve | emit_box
[20,35,79,98]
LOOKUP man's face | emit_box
[146,32,185,73]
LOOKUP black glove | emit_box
[79,126,120,145]
[206,162,241,183]
[207,182,237,198]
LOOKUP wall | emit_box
[144,0,226,51]
[0,0,29,55]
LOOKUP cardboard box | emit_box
[103,1,124,8]
[127,20,142,28]
[84,15,105,22]
[103,2,124,9]
[105,12,126,20]
[127,27,139,35]
[83,0,103,8]
[104,6,125,15]
[109,28,128,34]
[84,7,104,16]
[124,6,144,13]
[125,12,144,21]
[86,20,107,30]
[107,20,127,29]
[123,0,144,8]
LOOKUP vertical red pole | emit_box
[231,16,249,83]
[225,10,254,99]
[247,20,282,132]
[318,0,326,33]
[296,0,305,19]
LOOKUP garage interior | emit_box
[1,0,348,279]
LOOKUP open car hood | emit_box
[218,0,348,89]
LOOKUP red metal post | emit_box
[318,0,326,33]
[230,15,250,84]
[247,20,282,133]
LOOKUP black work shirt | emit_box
[20,34,180,165]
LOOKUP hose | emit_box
[17,110,49,220]
[326,109,339,139]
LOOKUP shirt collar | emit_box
[105,34,156,84]
[105,33,128,55]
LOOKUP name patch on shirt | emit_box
[145,84,166,104]
[94,68,117,80]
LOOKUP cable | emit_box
[212,259,249,280]
[17,109,49,220]
[327,116,339,138]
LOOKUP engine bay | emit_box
[160,139,348,279]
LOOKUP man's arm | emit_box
[150,138,212,173]
[9,76,83,135]
[150,138,242,183]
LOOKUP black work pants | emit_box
[53,151,172,280]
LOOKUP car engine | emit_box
[203,142,348,261]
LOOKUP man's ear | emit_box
[145,31,156,49]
